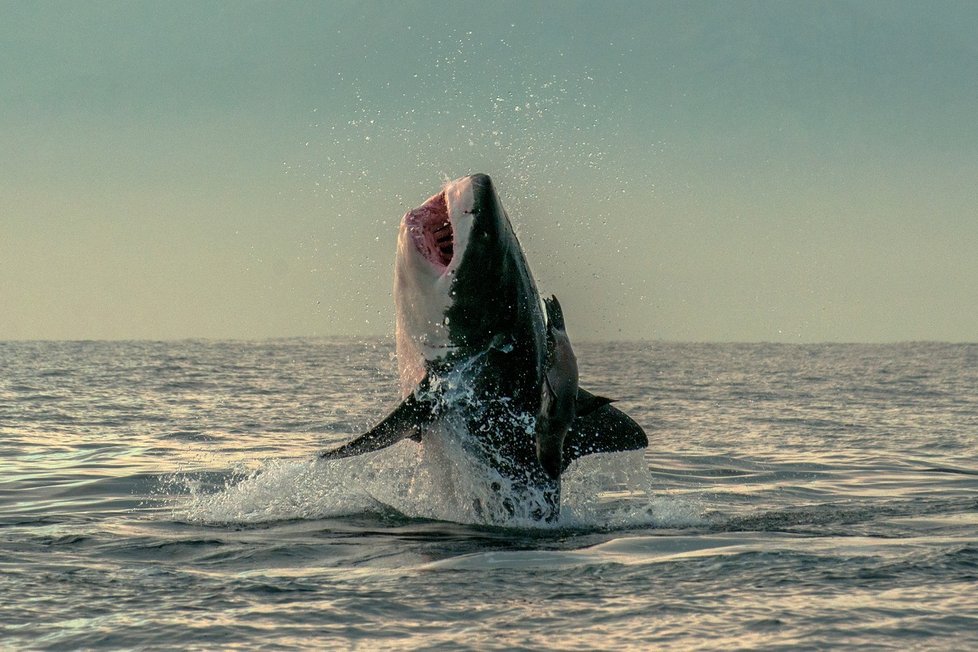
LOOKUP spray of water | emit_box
[168,438,704,531]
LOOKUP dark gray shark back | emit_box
[443,174,547,391]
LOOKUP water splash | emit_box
[167,441,705,531]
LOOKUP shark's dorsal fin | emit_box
[560,389,648,474]
[318,377,437,460]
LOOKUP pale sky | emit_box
[2,1,976,342]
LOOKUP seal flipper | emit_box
[318,379,437,460]
[560,391,648,474]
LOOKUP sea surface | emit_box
[2,339,977,650]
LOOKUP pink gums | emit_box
[406,192,454,269]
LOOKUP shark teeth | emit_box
[406,191,453,269]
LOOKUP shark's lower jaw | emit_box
[406,191,454,270]
[393,175,479,394]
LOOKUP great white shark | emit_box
[320,173,647,521]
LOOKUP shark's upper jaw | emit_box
[402,176,480,275]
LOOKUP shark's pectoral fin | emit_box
[560,392,648,474]
[318,382,436,460]
[575,387,615,417]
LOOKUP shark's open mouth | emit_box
[406,191,454,269]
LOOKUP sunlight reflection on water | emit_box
[2,340,978,649]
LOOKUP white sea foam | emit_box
[171,441,705,530]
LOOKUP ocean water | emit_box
[2,339,977,650]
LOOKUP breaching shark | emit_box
[320,173,647,522]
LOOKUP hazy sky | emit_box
[2,1,976,342]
